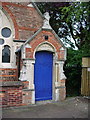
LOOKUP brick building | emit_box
[0,2,67,107]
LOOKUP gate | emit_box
[81,57,90,96]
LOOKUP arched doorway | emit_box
[34,51,53,101]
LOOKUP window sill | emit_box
[0,63,17,68]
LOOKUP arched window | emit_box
[2,45,10,63]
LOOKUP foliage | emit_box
[60,2,90,49]
[36,2,90,96]
[65,48,82,67]
[36,2,70,33]
[64,48,82,96]
[37,2,90,52]
[64,65,81,96]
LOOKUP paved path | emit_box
[2,97,89,118]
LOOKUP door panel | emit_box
[34,51,53,101]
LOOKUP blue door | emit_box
[34,51,53,101]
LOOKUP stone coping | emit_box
[55,86,66,89]
[23,88,34,91]
[0,81,23,87]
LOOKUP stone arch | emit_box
[33,42,56,59]
[2,5,18,39]
[0,8,16,67]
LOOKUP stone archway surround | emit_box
[34,42,56,102]
[20,42,66,104]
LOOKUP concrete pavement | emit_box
[2,97,89,118]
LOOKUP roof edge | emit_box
[23,28,66,49]
[51,29,66,48]
[24,28,42,46]
[32,2,44,19]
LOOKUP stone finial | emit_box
[42,12,52,30]
[44,12,50,21]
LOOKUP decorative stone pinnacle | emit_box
[44,12,50,21]
[42,12,52,30]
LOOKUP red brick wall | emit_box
[25,30,65,60]
[1,86,23,107]
[0,2,66,106]
[2,2,43,40]
[0,69,18,82]
[22,81,29,89]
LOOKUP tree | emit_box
[37,2,90,54]
[64,48,82,96]
[36,2,90,96]
[36,2,70,33]
[60,2,90,53]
